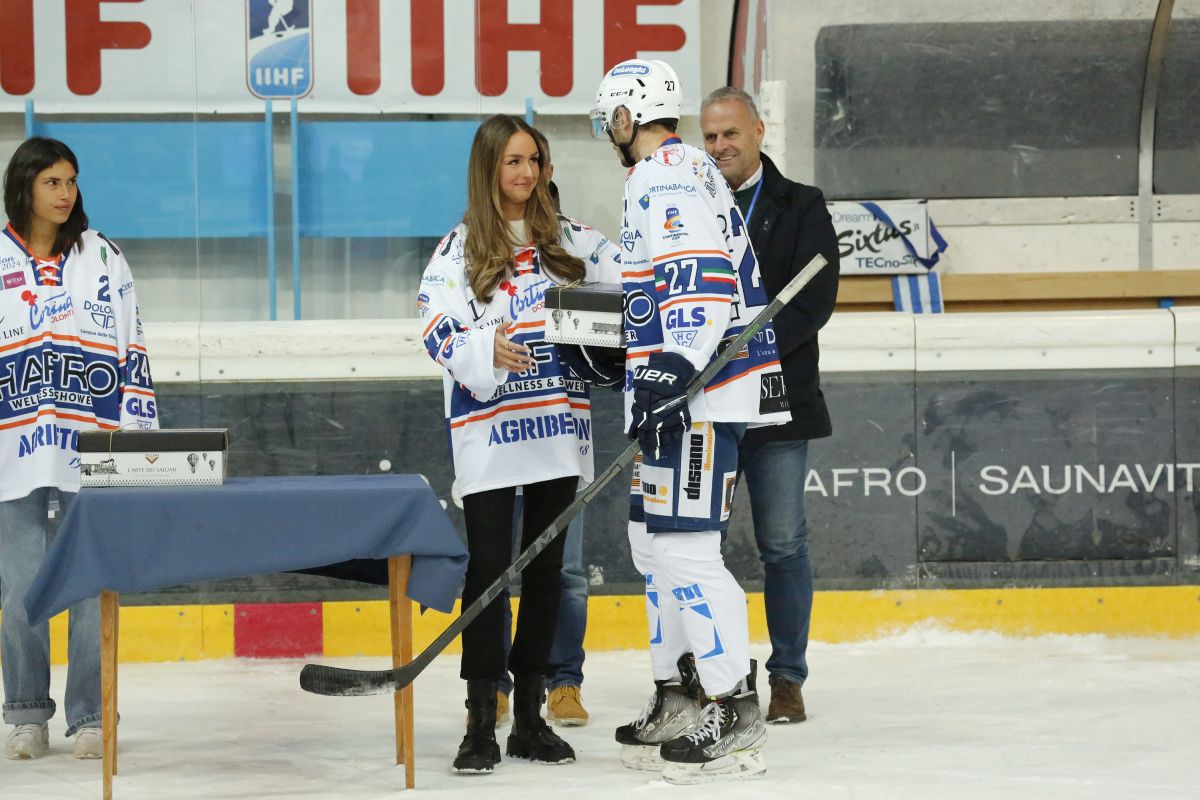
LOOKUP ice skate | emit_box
[660,662,766,784]
[614,653,703,770]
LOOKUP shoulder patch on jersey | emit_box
[653,144,685,167]
[95,231,122,257]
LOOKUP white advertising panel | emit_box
[0,0,701,114]
[830,200,946,275]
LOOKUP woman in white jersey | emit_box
[1,138,157,761]
[419,115,620,774]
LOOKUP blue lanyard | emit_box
[744,176,764,226]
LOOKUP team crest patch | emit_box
[653,145,684,167]
[663,207,684,230]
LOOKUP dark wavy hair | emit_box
[3,137,88,255]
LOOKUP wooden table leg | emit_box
[100,590,119,800]
[387,555,415,789]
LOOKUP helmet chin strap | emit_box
[608,121,642,169]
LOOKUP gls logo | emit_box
[664,307,706,330]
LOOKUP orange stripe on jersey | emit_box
[658,295,731,311]
[422,313,446,338]
[622,269,654,279]
[80,338,118,354]
[704,359,781,393]
[507,320,544,333]
[0,408,109,431]
[450,396,573,429]
[652,249,731,264]
[123,387,156,398]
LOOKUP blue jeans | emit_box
[738,438,812,686]
[499,502,587,692]
[1,489,102,736]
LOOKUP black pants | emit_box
[459,475,578,680]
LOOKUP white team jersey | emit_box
[0,226,158,502]
[621,137,789,426]
[419,216,622,497]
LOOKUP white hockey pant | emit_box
[628,521,750,696]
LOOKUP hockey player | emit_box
[1,137,157,760]
[419,115,621,774]
[589,60,781,783]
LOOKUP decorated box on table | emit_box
[543,282,625,348]
[78,429,229,487]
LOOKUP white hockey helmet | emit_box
[589,59,682,140]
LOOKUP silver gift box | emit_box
[77,429,229,487]
[543,283,625,348]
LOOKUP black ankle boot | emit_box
[506,674,575,764]
[453,679,501,774]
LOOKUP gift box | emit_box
[78,429,229,487]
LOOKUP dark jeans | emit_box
[738,437,813,685]
[459,476,577,680]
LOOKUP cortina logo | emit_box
[664,207,684,231]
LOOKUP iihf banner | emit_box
[0,0,701,114]
[829,200,949,275]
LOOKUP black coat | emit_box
[741,153,840,444]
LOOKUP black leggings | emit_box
[459,475,578,681]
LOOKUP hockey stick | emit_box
[299,253,828,697]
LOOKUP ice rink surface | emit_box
[3,628,1198,799]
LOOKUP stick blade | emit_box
[299,663,403,697]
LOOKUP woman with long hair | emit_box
[419,115,620,774]
[0,137,158,760]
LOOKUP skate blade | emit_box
[662,749,766,785]
[619,744,664,771]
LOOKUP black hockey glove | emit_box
[627,351,696,460]
[557,343,625,390]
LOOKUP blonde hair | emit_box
[463,115,584,302]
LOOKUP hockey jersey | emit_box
[420,217,622,496]
[0,226,158,502]
[620,136,789,426]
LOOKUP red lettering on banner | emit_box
[411,0,445,96]
[65,0,152,96]
[603,0,686,71]
[476,0,572,97]
[346,0,381,95]
[0,0,35,95]
[346,0,444,97]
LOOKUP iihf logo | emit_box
[663,207,684,231]
[246,0,313,99]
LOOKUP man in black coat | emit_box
[700,86,840,724]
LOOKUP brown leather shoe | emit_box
[766,676,806,724]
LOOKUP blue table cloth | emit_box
[25,475,468,624]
